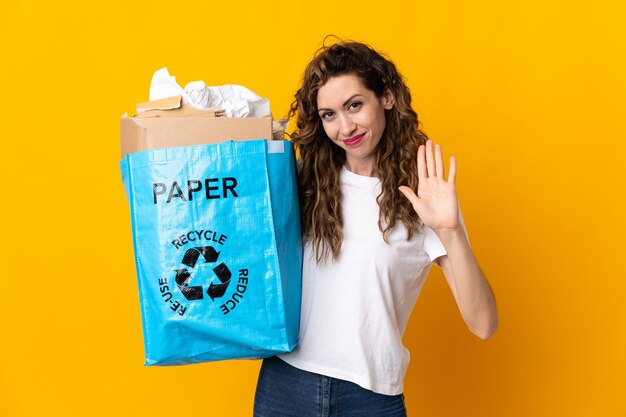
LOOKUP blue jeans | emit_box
[253,355,407,417]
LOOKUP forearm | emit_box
[436,226,498,339]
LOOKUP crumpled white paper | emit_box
[149,67,271,118]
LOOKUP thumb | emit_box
[398,186,421,211]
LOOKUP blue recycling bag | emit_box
[120,139,302,365]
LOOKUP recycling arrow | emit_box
[207,262,232,300]
[181,246,220,267]
[175,269,204,300]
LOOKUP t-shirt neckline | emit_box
[340,166,381,187]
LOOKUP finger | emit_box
[398,186,420,209]
[417,144,427,181]
[435,143,445,180]
[448,156,456,184]
[426,140,436,178]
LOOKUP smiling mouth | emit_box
[343,133,365,146]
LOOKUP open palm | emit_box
[399,140,459,231]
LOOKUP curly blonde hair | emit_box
[288,39,429,261]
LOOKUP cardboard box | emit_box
[134,95,226,118]
[120,95,274,158]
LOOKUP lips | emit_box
[343,133,365,146]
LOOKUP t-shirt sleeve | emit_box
[422,203,470,263]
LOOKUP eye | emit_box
[320,111,334,120]
[348,101,362,110]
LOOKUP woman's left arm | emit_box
[399,140,499,340]
[435,233,498,340]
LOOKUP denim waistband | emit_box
[253,355,406,417]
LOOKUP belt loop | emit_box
[319,375,323,417]
[320,375,331,417]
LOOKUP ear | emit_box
[382,88,395,110]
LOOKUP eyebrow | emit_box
[317,94,364,112]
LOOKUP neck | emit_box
[344,160,376,177]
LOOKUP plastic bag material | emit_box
[120,139,302,365]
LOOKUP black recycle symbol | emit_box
[174,246,232,301]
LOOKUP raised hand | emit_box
[399,139,459,232]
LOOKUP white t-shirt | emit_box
[278,166,467,395]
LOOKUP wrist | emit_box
[434,224,465,245]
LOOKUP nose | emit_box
[339,114,357,138]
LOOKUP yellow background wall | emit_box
[1,0,624,416]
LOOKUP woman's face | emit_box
[316,73,394,176]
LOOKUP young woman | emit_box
[253,39,498,417]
